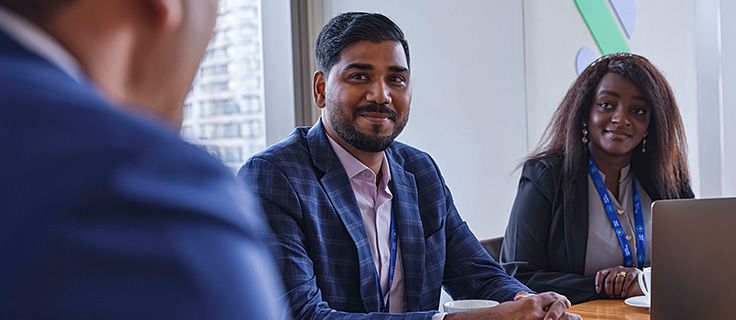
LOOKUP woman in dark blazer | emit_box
[500,53,693,304]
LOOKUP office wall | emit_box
[318,0,528,239]
[720,0,736,196]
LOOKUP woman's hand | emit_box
[594,266,643,298]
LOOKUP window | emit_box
[182,0,267,171]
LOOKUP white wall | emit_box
[720,0,736,196]
[318,0,528,239]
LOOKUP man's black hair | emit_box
[314,12,410,73]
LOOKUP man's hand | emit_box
[444,291,581,320]
[595,266,643,298]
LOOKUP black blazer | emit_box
[499,154,694,304]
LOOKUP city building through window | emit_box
[182,0,266,171]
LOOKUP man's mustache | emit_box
[352,103,398,121]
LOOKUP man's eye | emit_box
[350,74,367,80]
[388,75,406,83]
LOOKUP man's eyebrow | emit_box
[342,63,373,71]
[389,65,409,73]
[341,64,409,73]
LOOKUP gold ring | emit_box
[616,271,627,278]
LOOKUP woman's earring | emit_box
[642,131,648,153]
[582,123,589,144]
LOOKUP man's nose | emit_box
[365,80,392,105]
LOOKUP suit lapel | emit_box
[306,121,382,312]
[565,158,590,274]
[385,148,425,311]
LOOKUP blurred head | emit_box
[0,0,220,128]
[313,12,411,153]
[531,53,689,198]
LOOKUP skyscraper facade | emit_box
[182,0,266,171]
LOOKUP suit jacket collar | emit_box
[0,10,85,83]
[307,120,382,311]
[306,120,426,312]
[564,156,590,275]
[0,29,96,99]
[385,145,425,311]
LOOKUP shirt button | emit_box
[617,208,625,215]
[626,234,632,241]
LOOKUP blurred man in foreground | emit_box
[0,0,284,318]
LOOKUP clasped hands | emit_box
[595,265,644,298]
[444,291,581,320]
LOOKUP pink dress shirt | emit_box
[327,134,408,313]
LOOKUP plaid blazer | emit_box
[238,120,529,320]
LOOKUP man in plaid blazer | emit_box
[239,12,580,320]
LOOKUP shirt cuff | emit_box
[432,312,447,320]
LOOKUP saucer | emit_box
[624,295,650,308]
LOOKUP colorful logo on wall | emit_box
[575,0,637,75]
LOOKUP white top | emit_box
[0,5,84,83]
[584,164,653,276]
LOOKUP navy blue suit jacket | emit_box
[0,30,285,319]
[238,121,529,320]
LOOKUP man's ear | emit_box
[144,0,184,30]
[313,71,326,109]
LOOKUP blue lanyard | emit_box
[588,157,646,267]
[376,207,398,313]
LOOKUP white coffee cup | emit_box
[443,299,499,314]
[638,267,652,299]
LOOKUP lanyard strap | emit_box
[376,207,398,313]
[588,157,646,267]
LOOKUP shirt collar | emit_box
[0,6,85,83]
[326,131,392,184]
[597,163,632,183]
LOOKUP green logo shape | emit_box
[575,0,631,54]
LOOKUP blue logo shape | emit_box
[610,0,638,39]
[637,254,644,262]
[637,225,644,232]
[606,204,615,212]
[616,229,624,235]
[576,46,598,75]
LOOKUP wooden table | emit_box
[567,299,649,319]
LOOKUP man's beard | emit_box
[329,103,408,153]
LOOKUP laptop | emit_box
[651,197,736,320]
